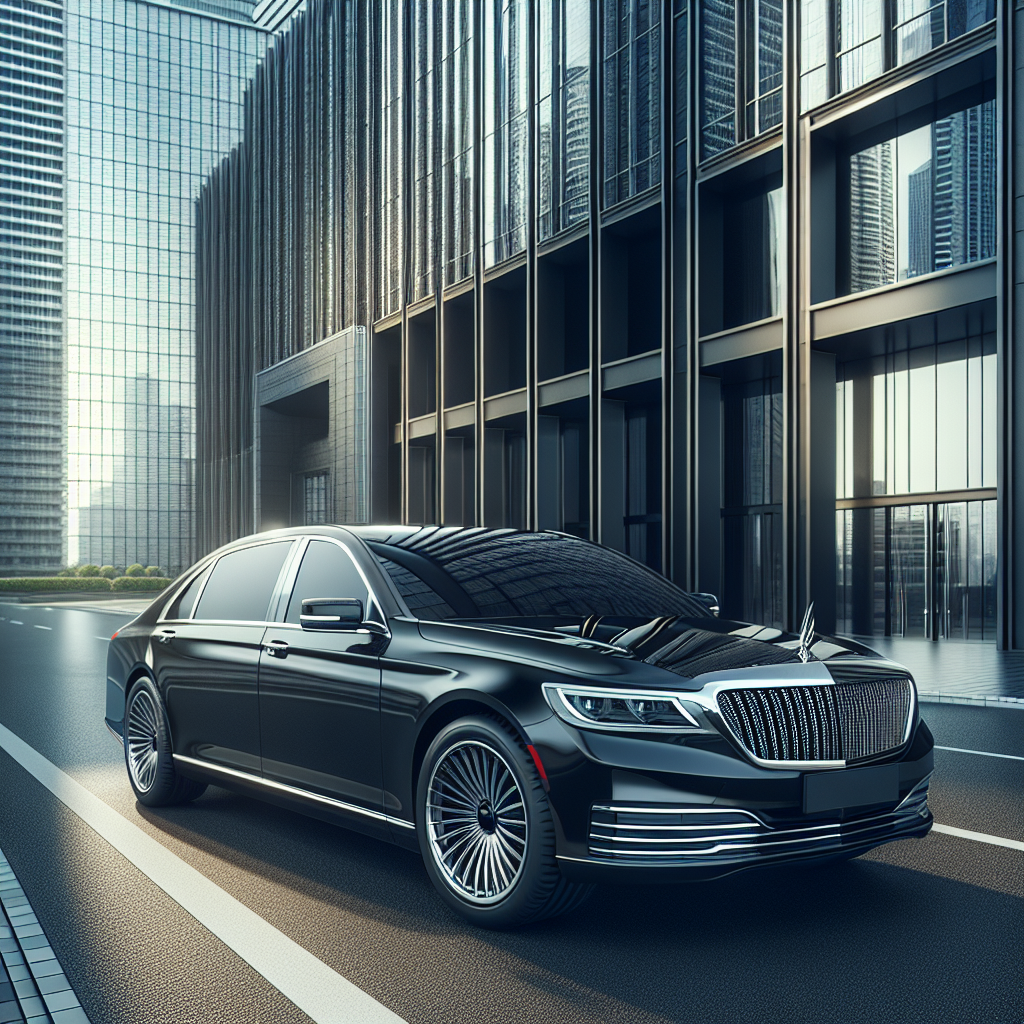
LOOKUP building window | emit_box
[699,0,782,161]
[303,472,330,525]
[799,0,996,113]
[538,0,590,239]
[721,365,784,628]
[835,330,995,500]
[483,0,529,267]
[697,157,783,335]
[441,0,475,286]
[834,318,997,640]
[842,97,996,295]
[603,0,661,205]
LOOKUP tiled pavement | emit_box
[858,637,1024,707]
[0,849,88,1024]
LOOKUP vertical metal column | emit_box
[997,1,1017,648]
[474,0,487,527]
[526,0,539,529]
[588,0,603,545]
[782,0,804,630]
[685,0,699,593]
[660,0,673,578]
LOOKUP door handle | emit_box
[263,639,289,658]
[156,628,176,644]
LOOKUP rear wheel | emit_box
[125,676,207,807]
[416,715,593,928]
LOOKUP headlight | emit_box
[542,682,709,733]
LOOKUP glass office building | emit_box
[63,0,266,575]
[0,0,65,573]
[198,0,1024,649]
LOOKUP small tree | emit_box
[99,565,117,579]
[125,563,145,577]
[77,564,100,577]
[144,565,162,577]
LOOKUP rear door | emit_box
[258,537,387,835]
[156,539,295,775]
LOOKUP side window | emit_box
[193,542,292,622]
[165,567,208,620]
[285,540,371,624]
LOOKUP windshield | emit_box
[367,529,708,620]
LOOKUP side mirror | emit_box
[300,597,363,630]
[693,592,720,617]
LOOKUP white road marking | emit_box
[33,624,52,630]
[931,822,1024,852]
[0,721,407,1024]
[935,745,1024,762]
[10,620,22,625]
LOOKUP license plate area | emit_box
[803,763,899,814]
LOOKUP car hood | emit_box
[417,615,887,683]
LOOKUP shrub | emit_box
[99,565,118,579]
[57,567,77,577]
[125,563,145,577]
[111,575,171,592]
[0,577,112,592]
[77,564,100,577]
[144,565,162,577]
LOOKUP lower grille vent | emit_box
[717,677,912,763]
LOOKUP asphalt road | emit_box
[0,600,1020,1024]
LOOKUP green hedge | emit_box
[111,576,171,592]
[0,577,113,592]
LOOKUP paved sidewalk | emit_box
[858,637,1024,708]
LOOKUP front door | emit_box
[258,538,386,833]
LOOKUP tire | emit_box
[416,715,594,928]
[124,676,207,807]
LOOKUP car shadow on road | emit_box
[132,787,1024,1024]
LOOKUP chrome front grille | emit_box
[716,677,913,764]
[588,777,931,865]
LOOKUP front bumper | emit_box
[556,773,932,883]
[529,705,936,884]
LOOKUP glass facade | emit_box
[699,0,782,160]
[64,0,265,574]
[483,0,529,268]
[0,0,64,573]
[800,0,996,113]
[603,0,660,204]
[193,0,1016,649]
[537,0,589,239]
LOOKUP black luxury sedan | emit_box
[105,526,934,927]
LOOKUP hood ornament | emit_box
[797,602,816,663]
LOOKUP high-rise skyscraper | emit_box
[64,0,268,574]
[0,0,64,574]
[907,159,934,278]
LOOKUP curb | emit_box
[918,692,1024,710]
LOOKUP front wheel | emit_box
[125,676,207,807]
[416,715,593,928]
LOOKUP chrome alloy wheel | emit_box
[126,687,160,793]
[426,740,528,904]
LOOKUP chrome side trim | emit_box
[171,754,415,830]
[105,721,124,748]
